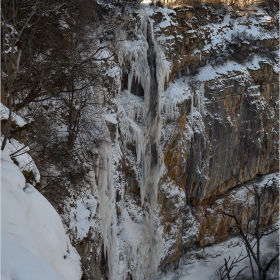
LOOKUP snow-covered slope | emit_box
[1,143,82,280]
[161,230,279,280]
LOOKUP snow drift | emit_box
[1,143,82,280]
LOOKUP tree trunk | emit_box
[224,258,231,280]
[1,93,13,151]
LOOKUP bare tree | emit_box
[4,0,122,195]
[213,251,248,280]
[1,0,102,147]
[222,174,279,280]
[1,0,38,150]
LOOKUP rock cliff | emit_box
[54,2,278,279]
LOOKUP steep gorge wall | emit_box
[152,2,279,267]
[60,2,278,279]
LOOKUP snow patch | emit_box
[1,103,27,127]
[1,148,82,280]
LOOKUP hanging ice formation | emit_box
[97,9,207,279]
[198,82,204,114]
[98,144,118,274]
[190,91,194,124]
[119,14,170,207]
[162,102,177,123]
[192,82,205,115]
[96,8,171,280]
[92,4,200,279]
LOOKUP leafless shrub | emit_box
[221,169,279,280]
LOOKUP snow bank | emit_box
[1,103,27,127]
[161,230,279,280]
[4,138,40,183]
[1,148,82,280]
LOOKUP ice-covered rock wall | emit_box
[61,2,279,279]
[97,8,172,280]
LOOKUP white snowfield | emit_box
[164,231,279,280]
[1,146,82,280]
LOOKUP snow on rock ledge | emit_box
[1,148,82,280]
[1,103,27,127]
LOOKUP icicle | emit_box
[200,82,204,114]
[112,8,172,279]
[98,142,121,280]
[149,19,156,48]
[128,71,133,94]
[190,92,194,125]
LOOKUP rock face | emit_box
[58,2,279,280]
[191,173,279,248]
[164,60,278,204]
[162,0,273,8]
[153,0,278,263]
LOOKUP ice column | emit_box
[109,8,171,279]
[98,144,119,280]
[200,82,204,114]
